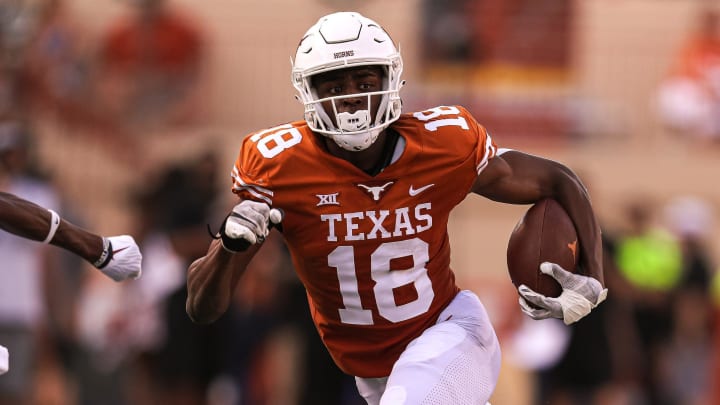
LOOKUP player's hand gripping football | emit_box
[96,235,143,281]
[517,262,608,325]
[220,200,283,253]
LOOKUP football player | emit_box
[186,12,607,404]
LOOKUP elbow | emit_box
[185,303,207,324]
[186,312,215,325]
[184,251,238,324]
[185,261,223,324]
[185,294,224,325]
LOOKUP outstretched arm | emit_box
[0,191,141,281]
[0,191,100,261]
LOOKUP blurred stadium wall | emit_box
[48,0,717,272]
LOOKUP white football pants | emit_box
[355,290,501,405]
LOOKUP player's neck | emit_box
[321,130,398,176]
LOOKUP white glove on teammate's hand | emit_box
[0,344,8,375]
[518,262,608,325]
[222,200,283,252]
[97,235,143,282]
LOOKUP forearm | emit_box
[50,221,104,264]
[552,171,604,286]
[0,192,104,263]
[0,192,54,240]
[186,239,260,324]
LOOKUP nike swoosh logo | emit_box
[113,247,130,255]
[409,184,434,196]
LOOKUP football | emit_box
[506,198,579,298]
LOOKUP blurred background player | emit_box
[0,121,142,280]
[0,190,141,359]
[0,122,141,401]
[186,12,607,404]
[96,0,205,133]
[656,6,720,145]
[0,190,141,395]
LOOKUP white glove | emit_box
[0,344,8,375]
[518,262,608,325]
[96,235,143,282]
[222,200,283,252]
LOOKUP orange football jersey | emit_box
[231,105,497,377]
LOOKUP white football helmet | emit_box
[291,12,404,151]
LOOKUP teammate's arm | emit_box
[1,191,82,244]
[0,191,142,281]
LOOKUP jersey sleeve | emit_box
[457,105,498,176]
[230,133,275,205]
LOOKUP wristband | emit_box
[42,209,61,244]
[219,215,251,253]
[93,237,114,268]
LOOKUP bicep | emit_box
[471,150,576,204]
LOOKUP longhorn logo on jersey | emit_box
[356,181,395,202]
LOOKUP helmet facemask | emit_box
[291,12,404,151]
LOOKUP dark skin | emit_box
[186,65,604,324]
[0,191,105,264]
[312,66,389,172]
